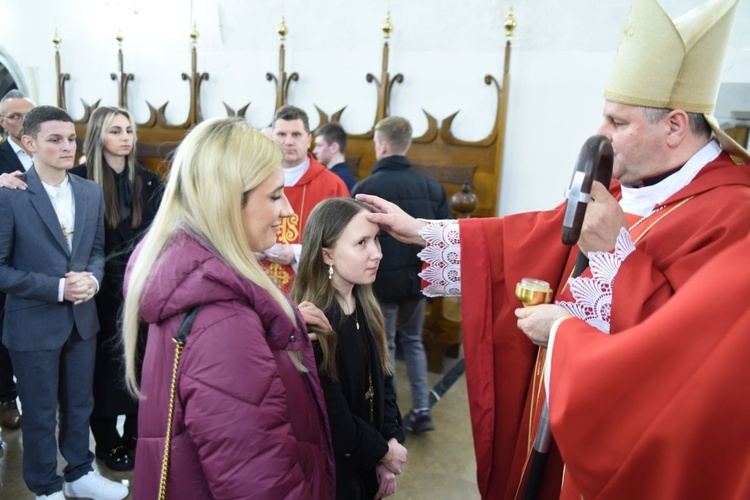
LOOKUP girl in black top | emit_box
[293,198,406,499]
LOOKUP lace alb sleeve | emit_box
[556,227,636,333]
[417,220,461,297]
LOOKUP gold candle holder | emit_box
[515,278,553,307]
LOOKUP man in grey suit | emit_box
[0,106,128,500]
[0,89,35,431]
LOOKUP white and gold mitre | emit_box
[605,0,749,162]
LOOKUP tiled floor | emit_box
[0,355,479,499]
[391,356,480,499]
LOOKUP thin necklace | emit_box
[353,306,375,423]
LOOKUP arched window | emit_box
[0,46,27,137]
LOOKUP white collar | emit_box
[619,140,721,217]
[283,156,311,187]
[7,138,32,171]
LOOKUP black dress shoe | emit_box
[102,445,134,472]
[122,435,137,453]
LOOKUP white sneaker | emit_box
[62,470,129,500]
[36,492,65,500]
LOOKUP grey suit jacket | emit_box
[0,166,105,351]
[0,139,25,175]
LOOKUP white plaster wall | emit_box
[0,0,747,215]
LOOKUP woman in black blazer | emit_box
[71,106,163,472]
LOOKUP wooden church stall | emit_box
[54,10,519,373]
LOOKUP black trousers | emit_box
[90,413,138,453]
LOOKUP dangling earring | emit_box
[328,264,334,280]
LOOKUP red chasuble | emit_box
[549,232,750,500]
[264,154,349,293]
[457,151,750,499]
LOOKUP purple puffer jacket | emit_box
[127,231,335,499]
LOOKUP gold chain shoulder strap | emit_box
[158,306,203,500]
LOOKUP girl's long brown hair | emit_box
[292,197,392,382]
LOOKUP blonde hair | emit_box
[374,116,412,155]
[292,198,392,381]
[123,117,301,397]
[83,106,142,229]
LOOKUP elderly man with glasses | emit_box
[0,89,34,433]
[0,89,35,175]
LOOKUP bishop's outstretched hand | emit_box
[355,193,429,247]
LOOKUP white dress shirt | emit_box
[8,138,33,172]
[41,174,77,302]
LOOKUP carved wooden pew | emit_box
[412,163,477,373]
[57,8,514,377]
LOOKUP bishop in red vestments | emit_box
[358,0,750,497]
[544,232,750,499]
[463,147,750,498]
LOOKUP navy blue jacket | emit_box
[330,162,356,193]
[352,155,451,302]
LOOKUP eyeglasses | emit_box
[0,113,25,123]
